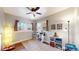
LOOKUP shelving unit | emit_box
[50,37,62,50]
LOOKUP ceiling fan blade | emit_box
[35,7,40,11]
[36,12,42,15]
[26,7,31,11]
[26,12,31,14]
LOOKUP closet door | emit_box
[14,20,19,31]
[46,20,49,31]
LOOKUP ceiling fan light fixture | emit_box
[26,7,42,17]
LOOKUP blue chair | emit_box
[65,43,79,51]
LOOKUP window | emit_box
[17,20,32,31]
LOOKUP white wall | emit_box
[48,8,76,47]
[0,8,5,33]
[4,13,33,44]
[74,8,79,47]
[37,8,79,48]
[0,8,6,50]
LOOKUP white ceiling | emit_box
[2,7,69,20]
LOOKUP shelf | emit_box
[55,42,62,45]
[50,41,54,42]
[50,37,62,49]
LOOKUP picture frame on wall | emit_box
[51,24,56,30]
[57,24,62,30]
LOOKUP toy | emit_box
[65,43,79,51]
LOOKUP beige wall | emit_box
[4,13,32,26]
[48,8,76,47]
[0,8,5,33]
[37,7,79,48]
[4,13,33,44]
[0,8,6,50]
[74,8,79,47]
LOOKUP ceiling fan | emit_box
[26,7,42,17]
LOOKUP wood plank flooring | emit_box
[11,39,61,51]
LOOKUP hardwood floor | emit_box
[12,42,26,51]
[11,39,61,51]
